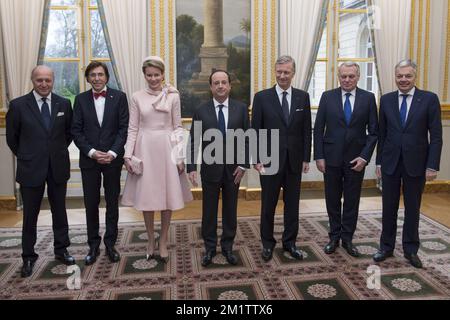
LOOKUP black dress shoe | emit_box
[283,246,303,260]
[21,260,35,278]
[55,252,76,265]
[342,241,360,258]
[222,250,238,265]
[157,254,169,264]
[105,247,121,263]
[201,250,216,267]
[373,250,394,262]
[324,240,340,254]
[85,247,100,266]
[404,253,423,269]
[261,248,273,262]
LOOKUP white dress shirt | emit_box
[275,84,292,114]
[33,91,52,115]
[341,88,357,112]
[398,87,415,122]
[213,98,229,129]
[94,87,107,127]
[213,98,246,171]
[88,87,117,159]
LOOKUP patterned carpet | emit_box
[0,210,449,300]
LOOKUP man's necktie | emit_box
[218,104,226,136]
[400,94,408,127]
[344,92,352,126]
[41,97,51,130]
[281,91,289,123]
[94,91,107,99]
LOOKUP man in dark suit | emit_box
[314,62,379,257]
[374,60,442,268]
[252,55,312,262]
[71,61,129,265]
[187,70,250,267]
[6,65,75,277]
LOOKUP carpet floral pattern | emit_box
[0,210,449,300]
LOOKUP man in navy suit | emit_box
[252,55,312,262]
[71,61,129,265]
[314,62,378,257]
[6,65,75,277]
[187,70,250,267]
[373,60,442,268]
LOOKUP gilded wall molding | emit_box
[159,0,166,61]
[150,0,157,55]
[252,0,260,95]
[409,0,416,59]
[0,196,16,211]
[251,0,277,100]
[262,0,268,87]
[0,111,5,128]
[423,0,430,90]
[271,0,276,85]
[442,104,450,120]
[416,0,423,86]
[149,0,176,86]
[444,0,450,102]
[168,0,175,85]
[410,0,450,103]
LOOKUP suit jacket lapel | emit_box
[404,88,422,129]
[227,101,236,129]
[288,90,298,126]
[391,92,403,129]
[270,86,288,126]
[88,89,101,128]
[349,88,362,126]
[103,88,115,128]
[335,88,346,125]
[49,96,60,132]
[207,100,219,129]
[25,92,48,132]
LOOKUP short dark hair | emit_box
[209,69,231,85]
[85,61,110,81]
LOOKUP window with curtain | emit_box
[308,0,379,106]
[42,0,118,104]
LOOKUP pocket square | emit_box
[130,156,143,175]
[296,108,304,112]
[57,112,65,117]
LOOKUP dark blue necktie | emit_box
[218,104,226,136]
[344,92,352,126]
[400,94,408,127]
[41,97,51,130]
[281,91,289,123]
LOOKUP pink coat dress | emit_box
[121,86,193,211]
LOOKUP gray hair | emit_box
[395,59,417,74]
[31,65,54,80]
[275,55,296,73]
[338,62,360,76]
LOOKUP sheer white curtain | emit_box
[0,0,46,100]
[100,0,148,99]
[368,0,411,94]
[279,0,329,90]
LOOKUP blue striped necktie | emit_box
[41,97,51,130]
[400,94,408,127]
[218,104,226,136]
[344,92,352,125]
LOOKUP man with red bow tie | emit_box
[71,61,129,266]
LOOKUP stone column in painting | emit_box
[189,0,229,93]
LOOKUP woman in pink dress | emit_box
[122,56,192,262]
